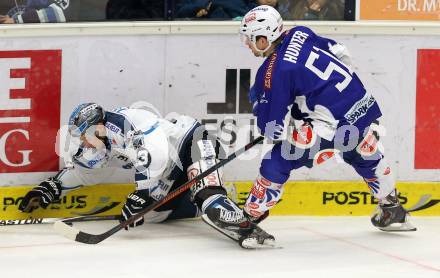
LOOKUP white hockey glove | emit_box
[328,42,353,69]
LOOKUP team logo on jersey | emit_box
[356,131,378,157]
[289,123,316,149]
[264,53,277,90]
[313,149,339,166]
[344,94,376,125]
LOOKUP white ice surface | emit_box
[0,216,439,278]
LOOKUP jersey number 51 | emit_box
[305,46,353,93]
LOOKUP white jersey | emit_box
[62,107,198,201]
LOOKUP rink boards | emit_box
[1,181,439,221]
[1,22,440,185]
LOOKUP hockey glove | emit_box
[249,85,261,117]
[328,42,353,68]
[264,121,284,141]
[121,189,153,230]
[19,178,62,213]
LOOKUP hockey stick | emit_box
[0,215,120,226]
[405,194,432,212]
[54,136,264,244]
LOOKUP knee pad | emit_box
[192,187,227,209]
[201,193,241,216]
[364,158,395,200]
[187,139,225,207]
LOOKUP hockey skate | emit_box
[371,191,416,232]
[201,195,276,249]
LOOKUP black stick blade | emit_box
[54,220,124,244]
[76,231,106,244]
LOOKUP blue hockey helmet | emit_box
[68,103,105,137]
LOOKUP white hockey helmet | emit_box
[240,5,283,55]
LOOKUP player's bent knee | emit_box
[187,159,226,208]
[193,187,227,208]
[260,159,290,184]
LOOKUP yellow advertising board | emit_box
[0,184,135,221]
[228,181,440,216]
[360,0,440,20]
[1,181,439,223]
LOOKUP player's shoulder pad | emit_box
[290,25,316,37]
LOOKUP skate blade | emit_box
[378,221,417,232]
[240,237,281,249]
[202,215,280,249]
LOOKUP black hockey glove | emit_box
[19,178,62,213]
[121,189,153,230]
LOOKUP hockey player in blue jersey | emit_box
[205,5,415,235]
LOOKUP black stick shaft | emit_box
[79,136,264,244]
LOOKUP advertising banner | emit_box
[415,49,440,169]
[0,184,133,221]
[1,181,439,220]
[0,50,61,173]
[360,0,440,20]
[230,181,440,216]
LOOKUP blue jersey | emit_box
[253,26,382,140]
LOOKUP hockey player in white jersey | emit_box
[18,103,274,248]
